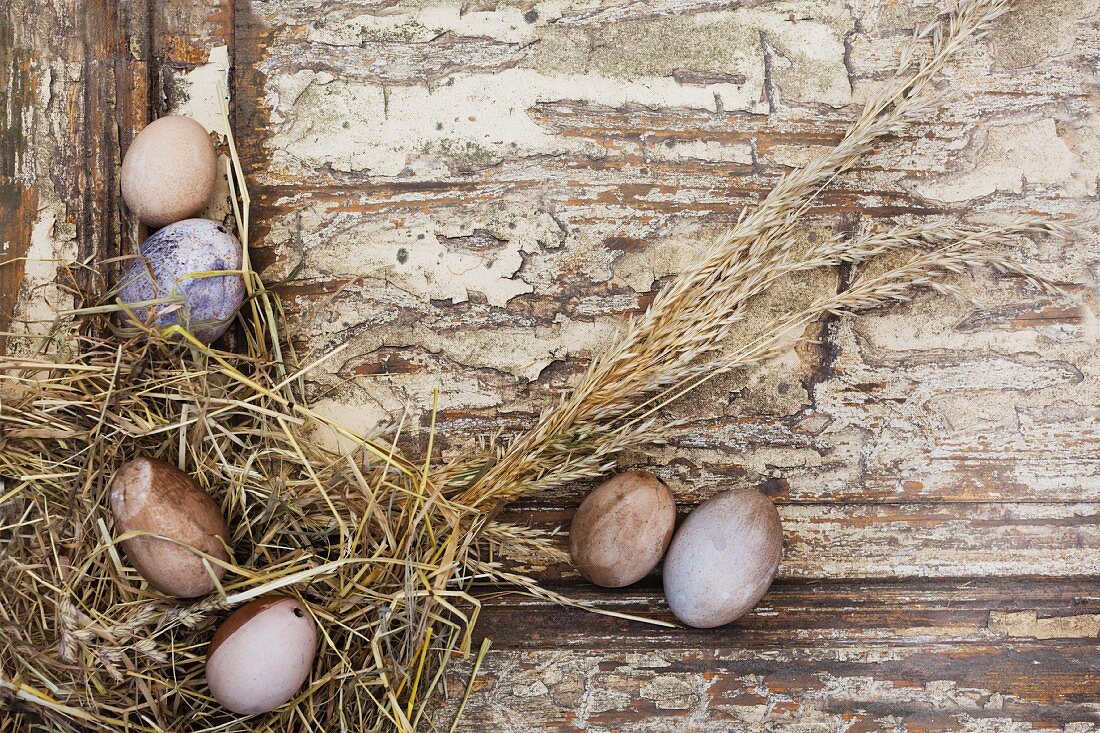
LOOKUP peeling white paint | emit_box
[172,45,231,138]
[989,610,1100,640]
[308,369,505,453]
[310,5,557,46]
[646,138,754,165]
[263,5,852,178]
[266,204,560,307]
[267,68,744,176]
[916,117,1100,202]
[9,207,77,354]
[402,316,621,382]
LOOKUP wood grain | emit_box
[442,580,1098,731]
[225,1,1100,729]
[1,0,148,356]
[0,13,38,356]
[4,0,1099,730]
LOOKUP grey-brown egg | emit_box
[206,596,318,714]
[121,115,217,228]
[569,471,676,588]
[662,488,782,628]
[117,218,245,344]
[109,457,230,598]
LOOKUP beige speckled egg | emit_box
[121,116,217,227]
[569,471,676,588]
[662,488,782,628]
[109,458,230,598]
[206,596,318,714]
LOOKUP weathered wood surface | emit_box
[455,580,1098,731]
[1,0,147,354]
[3,0,1099,730]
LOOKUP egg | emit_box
[109,457,230,598]
[117,218,246,344]
[121,115,218,227]
[662,488,782,628]
[569,471,676,588]
[206,596,318,714]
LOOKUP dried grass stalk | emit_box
[0,1,1066,731]
[456,0,1057,510]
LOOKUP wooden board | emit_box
[3,0,1098,730]
[1,1,144,353]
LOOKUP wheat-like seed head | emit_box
[458,0,1061,510]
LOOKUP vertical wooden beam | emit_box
[0,5,40,354]
[0,0,150,356]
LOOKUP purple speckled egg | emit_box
[118,218,245,344]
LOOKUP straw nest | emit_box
[0,301,493,732]
[0,1,1066,731]
[0,99,516,731]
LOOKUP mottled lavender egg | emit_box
[118,218,245,344]
[121,115,217,227]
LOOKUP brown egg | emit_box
[662,488,782,628]
[121,116,217,227]
[206,596,318,714]
[109,457,230,598]
[569,471,677,588]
